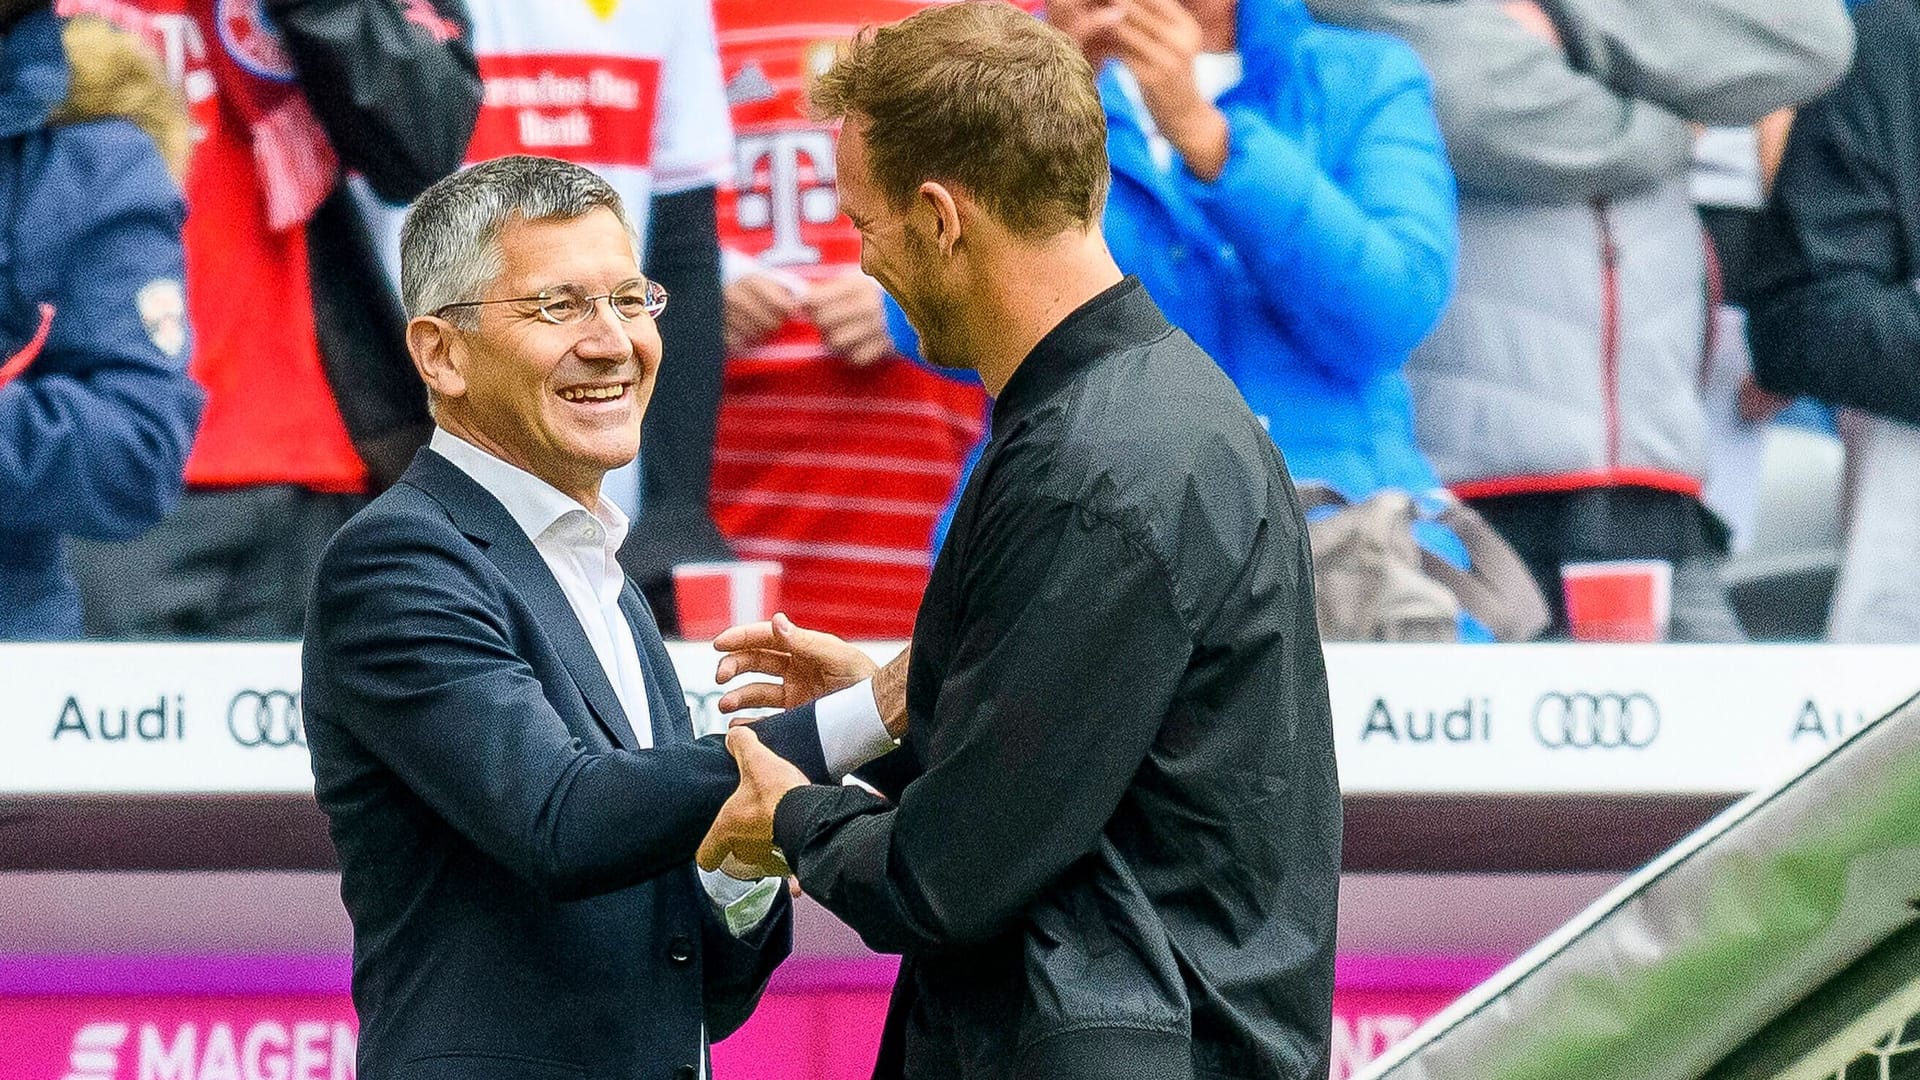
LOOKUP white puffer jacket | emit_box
[1409,179,1712,498]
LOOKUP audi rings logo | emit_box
[1532,692,1661,749]
[228,689,305,748]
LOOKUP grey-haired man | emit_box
[300,154,897,1080]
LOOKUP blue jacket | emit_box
[0,9,202,639]
[900,0,1460,554]
[1100,0,1456,503]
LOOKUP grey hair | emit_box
[400,155,639,330]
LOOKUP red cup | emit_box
[671,560,784,641]
[1560,560,1672,642]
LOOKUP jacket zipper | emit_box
[1592,198,1622,472]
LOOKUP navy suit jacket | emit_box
[303,448,830,1080]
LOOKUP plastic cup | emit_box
[672,560,784,641]
[1561,559,1673,642]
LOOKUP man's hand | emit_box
[1737,374,1793,424]
[801,272,893,368]
[1047,0,1227,178]
[724,273,801,354]
[714,612,880,713]
[696,726,810,878]
[1046,0,1127,66]
[1111,0,1230,182]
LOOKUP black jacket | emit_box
[774,280,1342,1080]
[303,449,833,1080]
[269,0,483,487]
[1749,0,1920,424]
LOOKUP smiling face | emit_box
[431,208,659,503]
[836,119,965,369]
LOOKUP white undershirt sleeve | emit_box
[814,679,895,780]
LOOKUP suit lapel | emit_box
[401,448,641,752]
[620,583,693,747]
[491,530,643,752]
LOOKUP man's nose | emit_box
[573,298,635,360]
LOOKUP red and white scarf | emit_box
[57,0,341,230]
[185,0,337,231]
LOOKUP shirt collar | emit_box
[428,428,630,552]
[991,276,1171,429]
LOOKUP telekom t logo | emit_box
[63,1022,129,1080]
[734,130,839,267]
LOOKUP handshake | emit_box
[696,614,909,882]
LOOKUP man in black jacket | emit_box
[696,5,1341,1078]
[1749,0,1920,640]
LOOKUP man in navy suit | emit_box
[301,155,901,1080]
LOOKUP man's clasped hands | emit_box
[696,614,911,883]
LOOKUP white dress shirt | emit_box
[435,429,902,1076]
[428,430,895,892]
[433,428,659,744]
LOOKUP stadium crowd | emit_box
[1,0,1913,644]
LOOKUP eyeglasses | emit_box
[434,278,669,325]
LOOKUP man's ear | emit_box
[917,180,964,257]
[407,316,469,402]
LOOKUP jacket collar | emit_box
[620,584,691,747]
[398,446,644,752]
[1236,0,1310,79]
[427,427,632,554]
[991,276,1170,429]
[0,8,67,141]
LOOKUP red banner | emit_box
[468,54,662,167]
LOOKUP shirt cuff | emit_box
[815,679,896,779]
[699,865,782,937]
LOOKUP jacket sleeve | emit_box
[1182,42,1457,381]
[698,886,793,1040]
[770,494,1190,953]
[1308,0,1691,200]
[0,126,202,539]
[264,0,482,201]
[304,511,830,902]
[1747,10,1920,425]
[1542,0,1854,125]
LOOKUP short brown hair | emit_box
[811,1,1109,239]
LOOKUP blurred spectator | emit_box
[1028,0,1550,641]
[386,1,738,633]
[881,0,1550,639]
[1691,115,1797,556]
[0,4,201,639]
[63,0,481,638]
[1309,0,1854,640]
[1048,0,1455,507]
[1695,112,1797,312]
[1750,0,1920,641]
[709,0,988,640]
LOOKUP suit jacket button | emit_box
[669,933,693,964]
[675,1066,697,1080]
